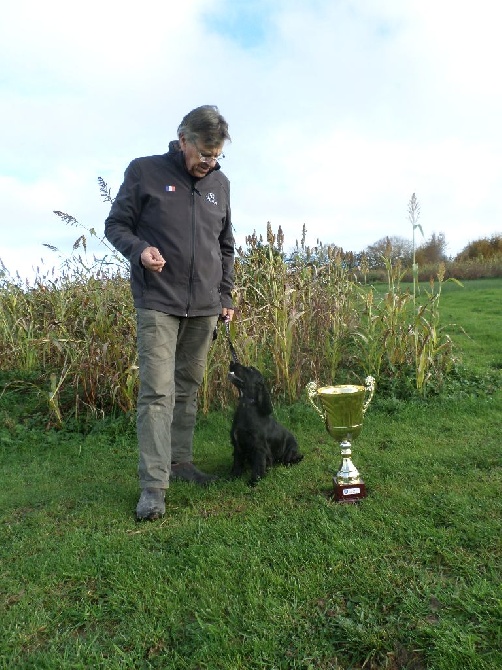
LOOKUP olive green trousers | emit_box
[135,308,218,489]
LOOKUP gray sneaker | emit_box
[136,488,166,521]
[170,462,218,486]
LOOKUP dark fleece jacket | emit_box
[104,141,234,317]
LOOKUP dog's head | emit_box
[228,361,273,416]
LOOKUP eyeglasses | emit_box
[192,140,225,165]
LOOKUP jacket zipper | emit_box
[186,185,199,316]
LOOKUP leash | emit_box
[221,316,240,363]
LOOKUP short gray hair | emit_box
[177,105,231,148]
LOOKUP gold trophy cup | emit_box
[307,377,375,502]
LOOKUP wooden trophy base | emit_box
[333,479,367,503]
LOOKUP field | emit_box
[0,279,501,669]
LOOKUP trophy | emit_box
[307,377,375,502]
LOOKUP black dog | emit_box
[228,361,303,485]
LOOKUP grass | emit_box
[1,281,501,669]
[435,279,502,372]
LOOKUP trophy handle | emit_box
[362,376,376,413]
[306,381,325,419]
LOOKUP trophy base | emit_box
[333,478,367,503]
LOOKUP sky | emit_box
[1,0,501,281]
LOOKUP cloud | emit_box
[1,0,501,280]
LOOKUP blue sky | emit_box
[1,0,501,280]
[204,1,270,47]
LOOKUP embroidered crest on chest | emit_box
[206,192,218,205]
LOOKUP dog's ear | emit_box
[256,379,273,415]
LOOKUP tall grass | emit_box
[0,220,484,423]
[0,269,137,425]
[362,255,502,284]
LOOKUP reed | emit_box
[0,220,468,424]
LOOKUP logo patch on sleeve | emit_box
[166,185,176,192]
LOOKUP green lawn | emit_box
[438,279,502,372]
[1,280,501,669]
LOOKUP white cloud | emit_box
[1,0,501,280]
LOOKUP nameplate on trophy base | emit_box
[333,480,367,503]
